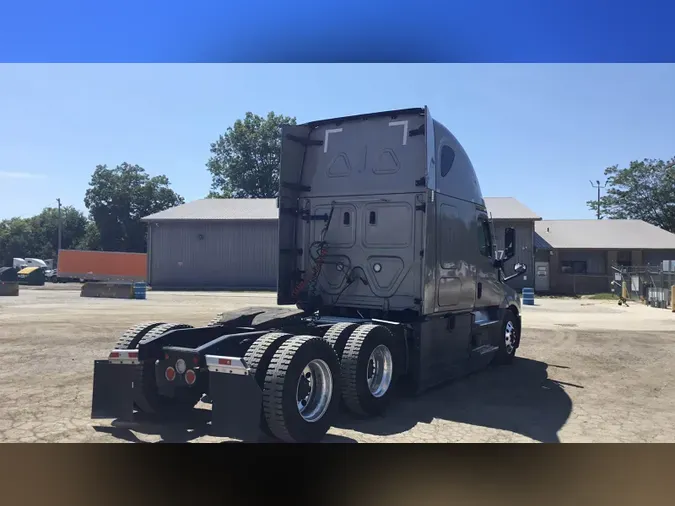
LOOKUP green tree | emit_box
[74,221,102,251]
[206,111,296,198]
[0,217,38,267]
[0,207,89,266]
[29,206,88,259]
[84,163,184,252]
[587,157,675,232]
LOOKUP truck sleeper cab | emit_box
[90,107,526,443]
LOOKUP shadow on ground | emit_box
[333,357,574,443]
[94,357,572,443]
[94,407,359,443]
[93,409,213,443]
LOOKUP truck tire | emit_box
[340,324,398,417]
[133,323,201,415]
[114,322,166,350]
[243,332,294,435]
[492,310,519,366]
[323,322,360,361]
[262,336,341,443]
[206,311,243,327]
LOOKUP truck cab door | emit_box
[474,212,502,309]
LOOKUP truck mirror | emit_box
[503,261,527,282]
[504,227,516,259]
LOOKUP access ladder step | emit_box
[473,318,500,328]
[471,345,499,355]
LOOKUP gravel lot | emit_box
[1,285,674,443]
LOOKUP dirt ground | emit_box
[1,285,674,443]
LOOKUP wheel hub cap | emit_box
[505,321,517,354]
[367,344,393,398]
[296,359,333,422]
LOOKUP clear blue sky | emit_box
[0,64,673,221]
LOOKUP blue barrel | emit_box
[521,287,535,306]
[133,282,147,300]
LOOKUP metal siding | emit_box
[148,220,278,289]
[492,219,535,290]
[558,250,607,274]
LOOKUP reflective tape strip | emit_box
[108,349,140,365]
[205,355,250,376]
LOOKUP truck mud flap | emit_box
[91,360,137,421]
[206,356,263,442]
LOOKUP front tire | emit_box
[262,336,340,443]
[493,310,519,365]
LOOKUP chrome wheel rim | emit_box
[296,359,333,422]
[505,321,517,355]
[367,344,393,398]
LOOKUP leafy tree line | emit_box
[587,157,675,233]
[0,163,183,267]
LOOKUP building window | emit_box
[440,145,455,177]
[560,261,587,274]
[617,250,632,267]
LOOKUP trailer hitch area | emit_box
[91,350,140,421]
[205,355,263,442]
[155,349,204,396]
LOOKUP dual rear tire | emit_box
[261,336,341,443]
[115,322,202,416]
[247,323,401,442]
[325,323,399,416]
[243,332,341,442]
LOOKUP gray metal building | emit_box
[143,196,540,291]
[142,199,279,289]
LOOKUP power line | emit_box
[56,198,62,264]
[589,180,606,220]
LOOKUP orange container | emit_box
[57,250,147,282]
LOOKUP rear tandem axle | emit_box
[91,306,519,443]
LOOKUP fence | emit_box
[611,263,675,308]
[550,273,614,296]
[548,262,675,308]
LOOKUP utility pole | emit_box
[56,198,62,265]
[589,180,606,220]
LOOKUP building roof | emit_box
[483,197,541,220]
[144,196,541,222]
[534,220,675,250]
[533,231,554,250]
[142,198,279,221]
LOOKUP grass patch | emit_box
[584,292,619,300]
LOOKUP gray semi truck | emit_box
[91,107,527,443]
